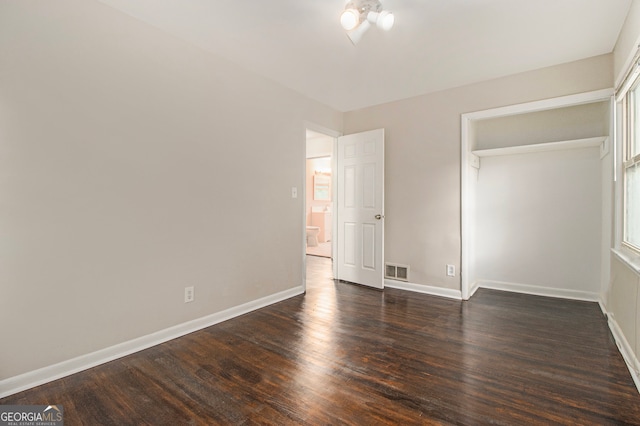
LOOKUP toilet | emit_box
[306,226,320,247]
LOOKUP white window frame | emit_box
[616,55,640,257]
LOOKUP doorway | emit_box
[305,129,335,259]
[303,126,386,290]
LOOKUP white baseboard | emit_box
[385,278,598,303]
[468,281,481,299]
[0,286,304,399]
[385,279,462,300]
[5,281,637,399]
[606,313,640,393]
[478,280,599,302]
[598,299,607,316]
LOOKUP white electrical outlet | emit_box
[184,286,194,303]
[446,264,455,277]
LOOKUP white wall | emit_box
[0,0,341,381]
[476,147,602,298]
[608,255,640,388]
[344,54,612,291]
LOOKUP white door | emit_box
[336,129,384,289]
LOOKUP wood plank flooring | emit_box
[2,255,640,425]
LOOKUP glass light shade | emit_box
[347,19,371,45]
[378,11,394,31]
[340,9,359,30]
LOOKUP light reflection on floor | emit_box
[292,256,339,390]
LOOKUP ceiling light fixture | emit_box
[340,0,394,45]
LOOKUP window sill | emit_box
[612,247,640,277]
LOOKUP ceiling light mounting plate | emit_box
[345,0,384,17]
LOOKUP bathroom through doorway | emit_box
[305,129,335,260]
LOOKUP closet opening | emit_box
[461,89,614,302]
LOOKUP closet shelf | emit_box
[472,136,607,157]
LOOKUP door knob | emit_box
[375,214,384,220]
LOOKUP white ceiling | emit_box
[97,0,632,112]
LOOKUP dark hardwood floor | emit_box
[2,255,640,425]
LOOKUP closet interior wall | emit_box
[471,101,610,300]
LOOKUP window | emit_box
[622,71,640,252]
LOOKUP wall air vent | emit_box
[385,263,409,282]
